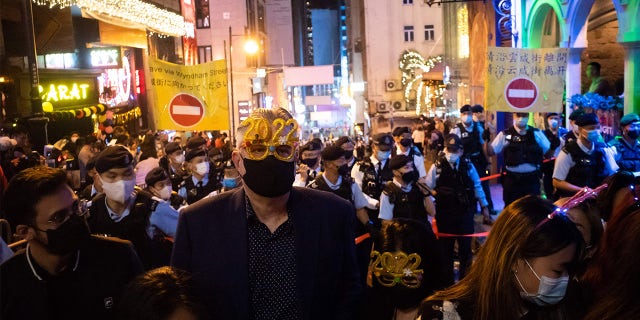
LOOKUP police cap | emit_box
[546,112,559,119]
[471,104,484,113]
[459,104,472,113]
[95,145,134,173]
[569,108,585,121]
[186,136,206,150]
[445,134,464,152]
[575,113,599,127]
[620,113,640,126]
[185,148,206,162]
[301,140,322,153]
[388,155,412,170]
[165,142,182,155]
[321,145,345,161]
[392,126,411,137]
[372,133,394,146]
[334,136,354,147]
[145,167,170,188]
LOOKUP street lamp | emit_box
[225,27,259,145]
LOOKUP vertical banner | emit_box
[148,58,229,131]
[485,47,568,113]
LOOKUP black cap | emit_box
[165,142,182,155]
[95,145,134,173]
[515,112,529,117]
[208,147,222,157]
[392,126,411,137]
[388,155,412,170]
[459,104,472,113]
[372,133,394,146]
[445,134,463,151]
[186,136,206,150]
[575,113,599,127]
[546,112,559,119]
[301,140,322,153]
[569,108,585,121]
[471,104,484,113]
[620,113,640,126]
[185,148,206,162]
[321,145,346,161]
[334,136,354,147]
[145,167,170,187]
[86,157,96,171]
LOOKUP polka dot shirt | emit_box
[246,197,300,319]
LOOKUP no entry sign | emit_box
[169,93,204,127]
[504,77,538,110]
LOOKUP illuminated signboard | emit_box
[38,79,98,109]
[88,47,122,68]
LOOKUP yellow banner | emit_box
[149,58,229,130]
[485,47,567,113]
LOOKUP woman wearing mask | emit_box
[179,148,219,204]
[418,195,584,320]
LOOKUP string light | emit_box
[32,0,186,37]
[399,51,443,115]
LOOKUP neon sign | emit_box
[37,80,98,109]
[88,47,122,68]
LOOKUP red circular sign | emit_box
[504,77,538,110]
[169,93,204,127]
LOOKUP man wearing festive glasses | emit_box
[171,107,362,320]
[1,166,143,319]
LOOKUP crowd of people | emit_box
[0,104,639,320]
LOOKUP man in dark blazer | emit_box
[171,107,362,320]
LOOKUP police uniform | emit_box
[491,124,550,206]
[611,113,640,173]
[392,127,428,179]
[426,135,488,286]
[542,113,564,201]
[379,157,430,223]
[553,113,618,198]
[294,140,323,187]
[178,148,220,204]
[158,142,188,191]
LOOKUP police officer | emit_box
[334,136,358,173]
[611,113,640,174]
[158,142,187,192]
[145,167,187,211]
[451,105,494,216]
[87,145,176,269]
[352,133,395,222]
[488,112,550,206]
[294,140,323,187]
[553,113,618,197]
[426,134,489,285]
[379,155,432,224]
[392,127,427,182]
[208,147,226,189]
[178,148,219,204]
[542,112,566,201]
[561,108,585,148]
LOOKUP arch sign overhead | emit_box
[485,47,568,113]
[149,58,229,130]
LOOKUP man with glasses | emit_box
[610,113,640,174]
[171,107,362,319]
[1,166,143,319]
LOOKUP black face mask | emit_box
[628,130,639,140]
[337,164,350,176]
[401,170,419,184]
[42,215,91,255]
[242,156,295,197]
[301,157,319,168]
[400,138,413,147]
[344,150,354,160]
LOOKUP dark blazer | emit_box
[171,187,363,320]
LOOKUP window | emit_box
[403,0,413,4]
[424,25,435,41]
[195,0,210,29]
[198,46,212,64]
[404,26,414,42]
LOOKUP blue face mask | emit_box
[376,150,391,161]
[586,129,600,143]
[515,259,569,306]
[222,177,239,189]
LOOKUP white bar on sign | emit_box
[508,89,535,98]
[173,105,201,115]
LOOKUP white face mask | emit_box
[515,259,569,306]
[70,137,78,143]
[195,161,209,176]
[173,154,185,164]
[156,185,172,200]
[445,152,460,164]
[101,177,136,204]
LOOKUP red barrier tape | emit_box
[437,232,490,238]
[355,233,370,245]
[478,157,555,182]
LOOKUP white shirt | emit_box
[351,155,388,209]
[319,174,372,209]
[553,139,619,181]
[412,130,425,144]
[450,122,485,147]
[491,126,551,172]
[293,166,322,187]
[378,180,413,220]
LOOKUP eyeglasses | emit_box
[45,199,89,226]
[535,184,607,229]
[239,117,299,161]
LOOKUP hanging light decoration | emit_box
[32,0,186,37]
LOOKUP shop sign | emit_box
[88,47,122,68]
[39,80,97,108]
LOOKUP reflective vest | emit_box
[559,141,607,197]
[357,158,393,199]
[383,181,428,223]
[434,156,476,215]
[308,173,353,204]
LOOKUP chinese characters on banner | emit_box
[485,47,568,113]
[149,58,229,131]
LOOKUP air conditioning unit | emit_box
[392,101,404,111]
[377,101,390,113]
[385,79,401,92]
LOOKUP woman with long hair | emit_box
[418,195,584,320]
